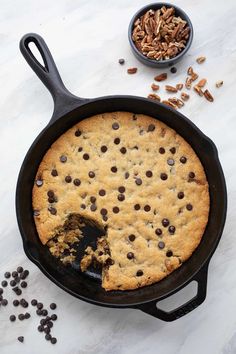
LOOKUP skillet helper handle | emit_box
[20,33,85,122]
[138,262,209,321]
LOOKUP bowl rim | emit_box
[128,2,194,66]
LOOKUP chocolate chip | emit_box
[51,314,57,321]
[16,289,22,296]
[135,178,142,186]
[38,325,44,332]
[147,124,155,132]
[42,309,48,316]
[45,334,52,341]
[178,192,185,200]
[20,299,28,308]
[101,145,107,153]
[24,312,30,319]
[12,271,18,277]
[155,228,162,236]
[90,204,97,212]
[13,299,19,306]
[127,252,134,259]
[186,203,193,211]
[99,189,106,196]
[146,170,153,178]
[99,251,103,256]
[73,178,81,186]
[170,66,177,73]
[48,207,57,215]
[1,280,7,287]
[144,205,151,212]
[118,186,125,193]
[51,169,58,177]
[111,166,117,173]
[21,270,29,279]
[4,272,11,279]
[160,173,168,180]
[33,210,40,217]
[47,190,54,198]
[170,147,176,154]
[112,122,119,130]
[60,155,67,163]
[89,171,96,179]
[166,250,173,257]
[162,218,170,227]
[75,129,81,137]
[136,270,143,277]
[1,299,8,306]
[114,138,120,145]
[78,147,83,152]
[158,241,165,249]
[180,156,187,163]
[125,172,129,179]
[119,58,125,65]
[113,206,119,214]
[65,175,72,183]
[118,194,125,201]
[36,179,43,187]
[159,147,165,154]
[51,337,57,344]
[10,314,16,322]
[15,276,20,284]
[17,336,24,343]
[83,153,89,160]
[18,313,24,320]
[47,321,53,328]
[0,288,3,295]
[81,204,86,209]
[129,234,136,242]
[90,196,96,203]
[44,327,51,334]
[168,225,176,234]
[120,147,127,154]
[134,204,140,210]
[100,208,107,216]
[31,299,37,306]
[102,215,108,221]
[36,309,43,316]
[48,197,55,203]
[167,158,175,166]
[133,114,137,120]
[189,172,195,179]
[37,302,43,309]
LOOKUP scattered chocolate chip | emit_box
[125,172,129,179]
[113,206,119,214]
[127,252,134,259]
[168,225,176,234]
[17,336,24,343]
[78,147,83,152]
[158,241,165,249]
[159,147,165,154]
[166,250,173,257]
[118,186,125,193]
[42,309,48,316]
[51,169,58,177]
[18,314,25,320]
[38,325,44,332]
[1,280,7,287]
[144,205,151,212]
[83,153,89,160]
[90,204,97,212]
[118,58,125,65]
[73,178,81,186]
[1,299,8,306]
[37,302,43,309]
[16,289,22,296]
[20,281,27,288]
[147,124,155,132]
[167,158,175,166]
[80,203,86,209]
[186,203,193,211]
[60,155,67,163]
[45,334,52,341]
[162,218,170,227]
[65,175,72,183]
[36,179,43,187]
[36,309,43,316]
[90,196,96,203]
[44,327,51,334]
[0,288,3,295]
[20,299,28,308]
[111,166,117,173]
[12,271,18,277]
[99,189,106,196]
[48,206,57,215]
[170,66,177,74]
[47,321,53,328]
[160,173,168,180]
[40,319,46,326]
[136,270,143,277]
[189,171,195,179]
[31,299,37,306]
[4,272,11,279]
[135,178,142,186]
[146,170,153,178]
[180,156,187,163]
[0,295,2,301]
[13,299,19,306]
[114,138,120,145]
[75,129,81,137]
[118,194,125,201]
[120,147,127,154]
[24,312,30,319]
[134,204,140,210]
[15,276,20,284]
[51,314,57,321]
[128,234,136,242]
[51,337,57,344]
[33,210,40,217]
[155,228,162,236]
[21,270,29,279]
[50,303,57,310]
[9,314,16,322]
[170,147,176,154]
[112,122,119,130]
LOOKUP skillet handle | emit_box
[20,33,87,122]
[138,262,209,321]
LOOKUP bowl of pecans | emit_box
[128,3,193,68]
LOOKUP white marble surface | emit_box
[0,0,236,353]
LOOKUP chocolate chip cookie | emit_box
[32,112,209,291]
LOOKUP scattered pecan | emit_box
[197,79,207,87]
[185,77,192,89]
[181,92,190,101]
[193,85,204,96]
[191,72,199,81]
[196,56,206,64]
[151,83,160,91]
[204,89,214,102]
[162,100,177,109]
[147,93,161,101]
[216,80,223,88]
[168,97,184,108]
[176,83,183,90]
[165,85,178,93]
[127,67,137,74]
[154,73,167,81]
[187,66,193,75]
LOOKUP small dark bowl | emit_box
[128,2,193,68]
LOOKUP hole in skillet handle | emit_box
[137,262,209,321]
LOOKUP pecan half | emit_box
[176,83,183,91]
[191,72,199,82]
[197,79,207,87]
[193,85,204,96]
[162,100,177,109]
[204,89,214,102]
[154,73,167,81]
[165,85,178,93]
[168,97,184,108]
[185,77,192,90]
[196,56,206,64]
[181,92,190,101]
[151,83,160,91]
[148,93,161,101]
[127,67,138,74]
[187,66,193,75]
[216,80,223,88]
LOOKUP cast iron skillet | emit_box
[16,33,227,321]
